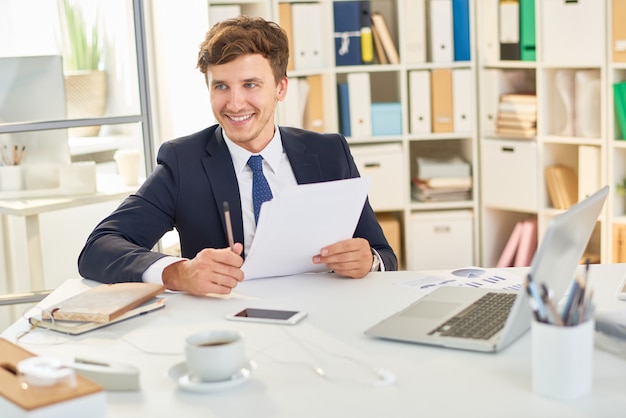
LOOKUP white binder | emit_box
[291,3,324,71]
[452,68,473,132]
[428,0,454,63]
[578,145,601,202]
[554,69,576,137]
[480,0,500,63]
[403,0,426,64]
[408,70,432,134]
[347,72,372,137]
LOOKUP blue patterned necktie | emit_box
[248,155,273,224]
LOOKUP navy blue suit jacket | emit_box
[78,125,398,283]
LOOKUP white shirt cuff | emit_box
[142,256,186,284]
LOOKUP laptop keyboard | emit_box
[428,292,517,340]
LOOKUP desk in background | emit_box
[3,265,626,417]
[0,174,135,293]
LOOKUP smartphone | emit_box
[617,277,626,300]
[225,308,307,325]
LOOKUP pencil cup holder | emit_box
[0,165,23,191]
[531,319,594,400]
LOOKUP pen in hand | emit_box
[223,201,235,251]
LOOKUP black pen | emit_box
[223,201,235,251]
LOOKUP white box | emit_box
[481,139,537,211]
[351,143,404,211]
[407,210,473,270]
[541,0,605,66]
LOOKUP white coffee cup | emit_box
[114,149,141,186]
[185,329,245,382]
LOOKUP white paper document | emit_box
[242,177,371,280]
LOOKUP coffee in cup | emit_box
[185,329,245,382]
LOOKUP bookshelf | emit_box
[476,0,609,267]
[148,0,480,270]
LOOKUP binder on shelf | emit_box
[452,68,473,132]
[482,0,501,63]
[613,224,626,263]
[496,220,523,268]
[428,0,454,63]
[278,3,295,71]
[359,1,374,64]
[403,0,426,64]
[514,217,537,267]
[613,81,626,140]
[337,82,351,137]
[499,0,520,60]
[408,70,432,134]
[279,76,305,128]
[431,68,454,133]
[370,12,399,64]
[519,0,535,61]
[452,0,471,61]
[578,145,601,202]
[292,3,323,71]
[614,0,626,62]
[333,1,363,66]
[347,72,372,137]
[303,75,324,133]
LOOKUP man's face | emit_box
[207,54,287,153]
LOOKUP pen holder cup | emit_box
[531,319,594,400]
[0,165,23,191]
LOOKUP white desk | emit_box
[0,174,135,292]
[3,265,626,417]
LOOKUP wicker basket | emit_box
[64,70,107,137]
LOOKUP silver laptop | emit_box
[365,185,609,353]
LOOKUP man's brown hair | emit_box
[197,16,289,85]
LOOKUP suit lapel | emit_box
[201,128,245,249]
[280,128,323,184]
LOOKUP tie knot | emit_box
[248,155,264,172]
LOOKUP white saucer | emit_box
[168,360,255,393]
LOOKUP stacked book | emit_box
[544,164,578,209]
[496,93,537,138]
[412,156,472,202]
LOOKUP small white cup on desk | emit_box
[531,319,595,400]
[185,329,245,382]
[0,165,23,191]
[114,149,141,186]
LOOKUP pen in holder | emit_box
[526,264,595,400]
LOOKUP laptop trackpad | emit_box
[400,301,462,320]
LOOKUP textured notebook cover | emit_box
[41,282,165,323]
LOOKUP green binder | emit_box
[520,0,535,61]
[614,82,626,140]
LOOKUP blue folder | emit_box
[333,1,362,66]
[337,82,351,137]
[452,0,471,61]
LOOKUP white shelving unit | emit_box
[476,0,610,267]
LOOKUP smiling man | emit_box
[77,16,397,295]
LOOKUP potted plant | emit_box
[59,0,107,137]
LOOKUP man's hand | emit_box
[162,243,245,295]
[313,238,372,279]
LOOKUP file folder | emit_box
[431,68,454,133]
[428,0,454,62]
[409,70,432,134]
[303,75,324,132]
[614,0,626,62]
[333,1,362,66]
[347,72,372,137]
[292,3,324,70]
[452,0,470,61]
[452,68,472,132]
[519,0,535,61]
[278,3,295,71]
[337,82,351,136]
[403,0,426,64]
[499,0,520,60]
